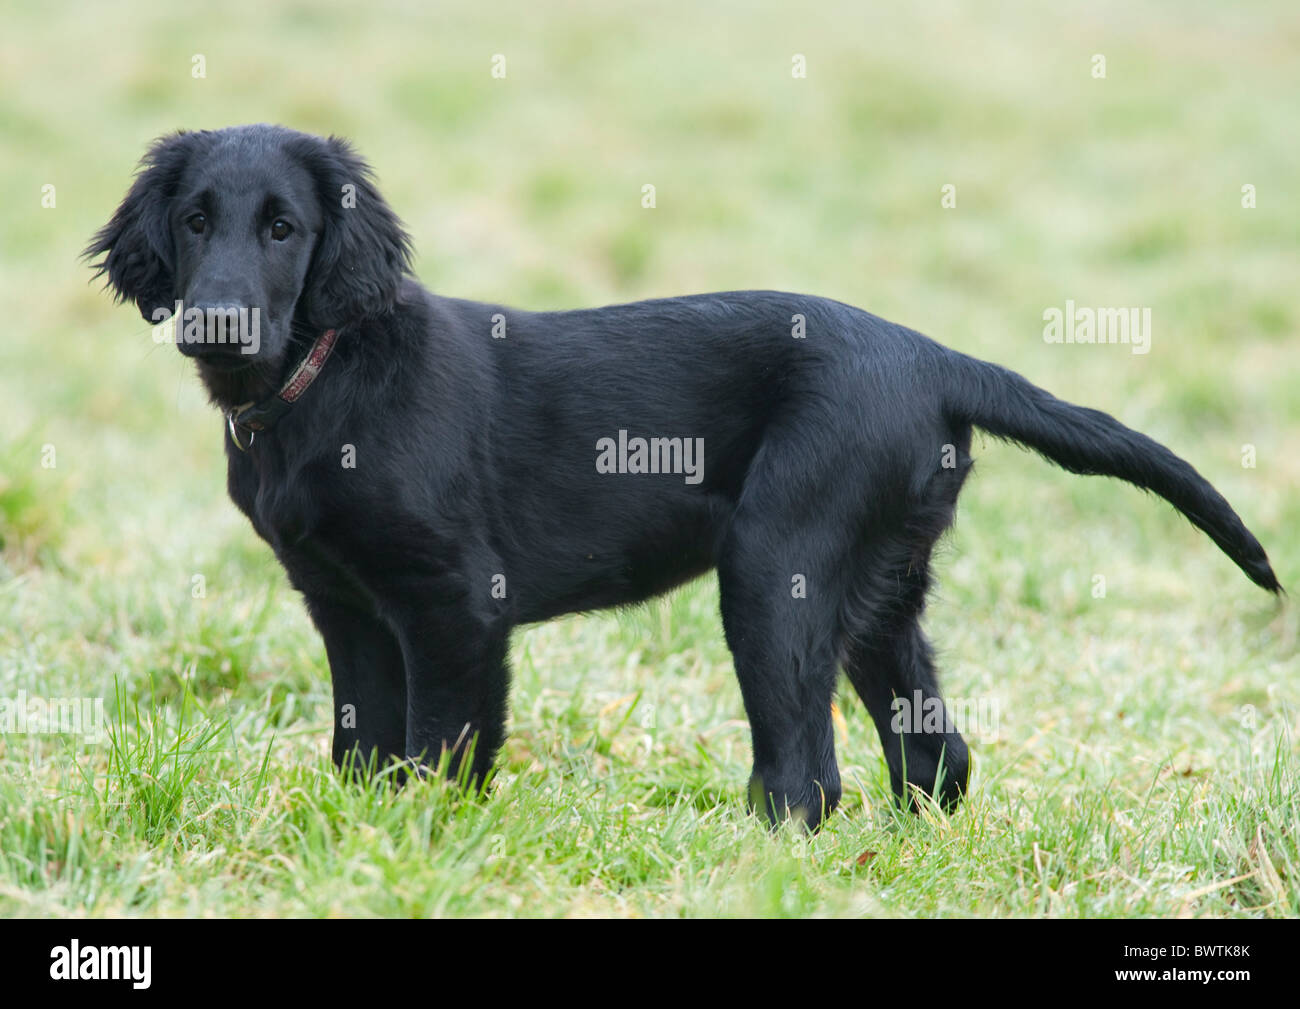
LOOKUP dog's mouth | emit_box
[189,340,293,410]
[196,355,258,374]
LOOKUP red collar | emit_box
[226,328,338,451]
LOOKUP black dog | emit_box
[86,124,1279,830]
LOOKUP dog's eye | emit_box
[186,213,206,235]
[270,219,292,241]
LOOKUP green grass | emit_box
[0,0,1297,917]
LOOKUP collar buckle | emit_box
[227,408,255,451]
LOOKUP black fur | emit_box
[86,124,1280,830]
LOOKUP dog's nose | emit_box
[176,301,260,359]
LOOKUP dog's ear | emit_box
[84,132,199,322]
[298,135,413,328]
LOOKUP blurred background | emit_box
[0,1,1295,915]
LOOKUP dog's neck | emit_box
[197,324,331,412]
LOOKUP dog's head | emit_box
[85,124,412,400]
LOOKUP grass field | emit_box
[0,0,1296,917]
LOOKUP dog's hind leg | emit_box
[719,536,844,830]
[840,456,972,812]
[843,614,969,812]
[716,439,864,831]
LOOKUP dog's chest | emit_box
[226,450,372,605]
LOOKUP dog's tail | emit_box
[940,350,1281,593]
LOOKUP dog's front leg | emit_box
[305,596,408,778]
[390,601,511,790]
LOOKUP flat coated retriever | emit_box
[86,124,1279,829]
